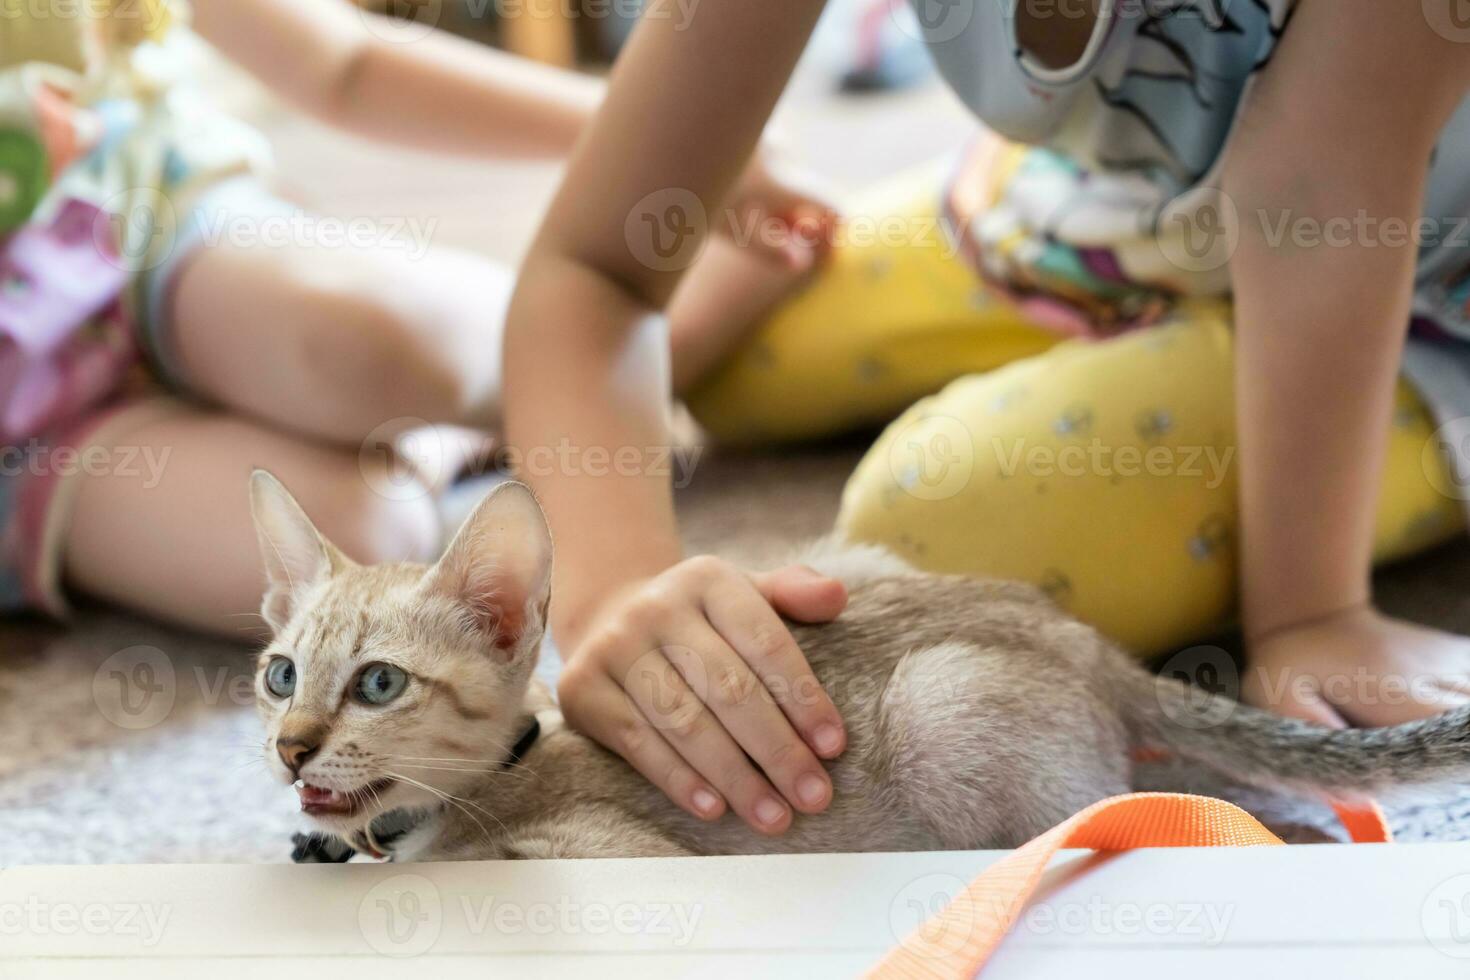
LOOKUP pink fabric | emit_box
[0,198,136,443]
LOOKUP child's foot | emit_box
[669,233,827,393]
[391,424,499,498]
[1242,606,1470,728]
[669,158,840,393]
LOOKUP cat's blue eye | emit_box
[264,657,296,698]
[356,663,408,705]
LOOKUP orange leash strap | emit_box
[867,792,1391,979]
[1330,799,1393,844]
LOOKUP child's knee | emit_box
[686,210,1054,445]
[263,249,494,433]
[299,287,471,424]
[836,325,1241,654]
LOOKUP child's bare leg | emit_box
[168,239,511,445]
[64,405,440,637]
[169,233,802,442]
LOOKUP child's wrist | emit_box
[552,548,682,656]
[1242,566,1373,647]
[1245,599,1374,649]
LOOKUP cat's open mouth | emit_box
[295,778,395,816]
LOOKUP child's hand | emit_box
[556,557,848,834]
[1241,606,1470,728]
[726,153,840,272]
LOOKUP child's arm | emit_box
[1227,0,1470,726]
[191,0,598,157]
[506,0,848,834]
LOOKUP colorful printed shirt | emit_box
[917,0,1470,340]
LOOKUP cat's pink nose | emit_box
[276,736,319,775]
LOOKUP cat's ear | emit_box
[426,481,552,659]
[249,470,342,633]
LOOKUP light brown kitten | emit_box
[251,472,1470,861]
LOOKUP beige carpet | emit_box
[6,44,1470,866]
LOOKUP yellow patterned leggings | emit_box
[685,187,1465,654]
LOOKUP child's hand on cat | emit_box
[557,556,849,834]
[1241,606,1470,728]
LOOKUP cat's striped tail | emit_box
[1113,663,1470,802]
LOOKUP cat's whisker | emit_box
[394,771,507,835]
[502,760,543,784]
[392,763,499,773]
[389,764,539,784]
[227,741,271,754]
[386,770,504,844]
[385,754,541,783]
[363,780,389,818]
[387,760,538,781]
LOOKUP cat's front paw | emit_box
[290,832,356,864]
